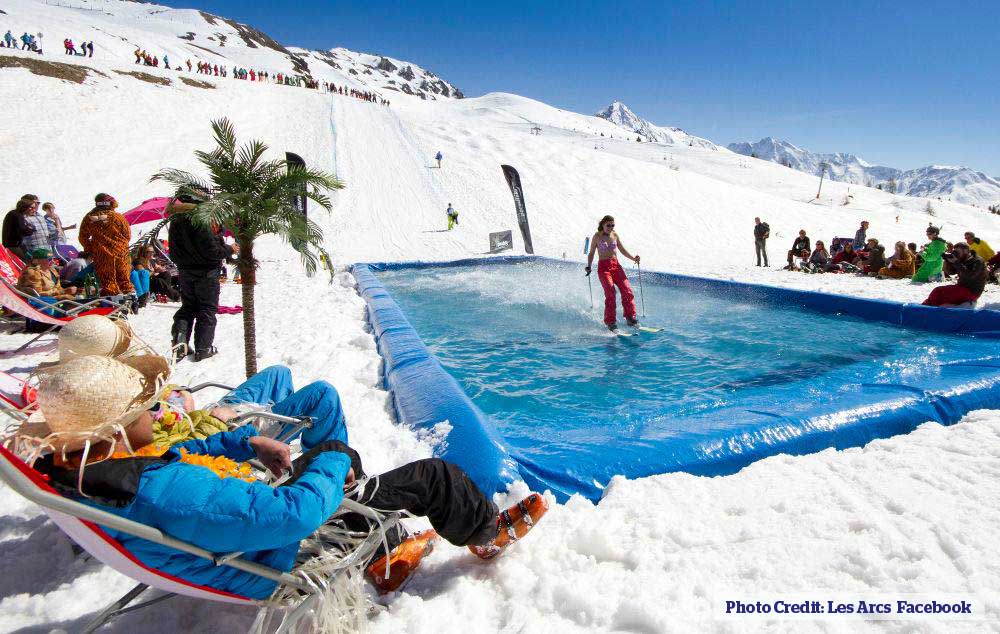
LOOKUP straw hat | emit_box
[58,315,133,362]
[22,354,170,453]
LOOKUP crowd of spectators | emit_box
[762,218,998,307]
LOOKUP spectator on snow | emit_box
[753,216,770,267]
[60,251,93,286]
[799,240,829,273]
[852,220,869,251]
[922,243,987,307]
[784,229,810,269]
[164,55,170,69]
[78,193,134,296]
[964,231,995,262]
[435,151,443,168]
[826,243,859,273]
[86,41,94,57]
[186,59,192,71]
[877,241,915,279]
[167,194,238,362]
[3,31,16,48]
[18,248,78,302]
[19,197,54,256]
[134,48,142,64]
[446,203,459,231]
[912,226,947,283]
[862,239,886,275]
[42,202,75,255]
[3,196,38,262]
[131,246,156,308]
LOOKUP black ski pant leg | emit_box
[189,268,221,351]
[174,268,220,349]
[354,458,498,547]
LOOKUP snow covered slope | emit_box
[729,137,1000,208]
[2,0,1000,631]
[0,0,462,100]
[597,100,722,149]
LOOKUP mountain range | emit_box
[728,137,1000,208]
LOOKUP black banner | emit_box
[286,152,307,217]
[489,230,513,253]
[501,165,534,254]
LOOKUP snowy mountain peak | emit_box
[595,101,722,150]
[729,137,1000,207]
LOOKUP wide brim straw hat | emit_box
[58,315,136,362]
[17,354,170,455]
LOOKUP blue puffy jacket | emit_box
[89,425,351,599]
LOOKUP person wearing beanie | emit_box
[78,194,134,296]
[912,225,947,283]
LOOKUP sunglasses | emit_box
[606,223,615,228]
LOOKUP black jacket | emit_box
[167,213,232,272]
[955,254,988,296]
[2,210,30,249]
[754,222,770,240]
[791,236,810,252]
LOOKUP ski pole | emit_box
[587,274,594,310]
[637,261,646,317]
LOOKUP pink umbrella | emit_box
[123,197,173,225]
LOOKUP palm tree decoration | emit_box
[151,118,345,377]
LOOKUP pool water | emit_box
[377,261,1000,500]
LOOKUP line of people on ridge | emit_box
[63,39,94,56]
[754,217,997,308]
[3,29,41,53]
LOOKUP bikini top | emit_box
[596,236,617,254]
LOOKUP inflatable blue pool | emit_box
[354,257,1000,502]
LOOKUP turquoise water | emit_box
[377,261,997,500]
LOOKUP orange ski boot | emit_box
[469,493,548,560]
[365,530,439,594]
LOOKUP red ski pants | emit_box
[922,284,980,306]
[598,258,636,325]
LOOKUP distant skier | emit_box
[164,55,170,69]
[585,215,641,332]
[435,151,443,168]
[3,31,15,48]
[446,203,459,230]
[753,216,770,267]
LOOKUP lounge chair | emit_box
[0,393,403,633]
[0,370,37,421]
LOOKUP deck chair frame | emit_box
[1,383,402,632]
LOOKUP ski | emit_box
[613,331,635,337]
[634,326,662,333]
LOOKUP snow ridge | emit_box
[596,101,722,150]
[729,137,1000,207]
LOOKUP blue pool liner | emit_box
[353,256,1000,500]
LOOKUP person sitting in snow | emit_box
[784,229,810,270]
[799,240,829,273]
[922,243,987,307]
[26,360,547,598]
[964,231,995,262]
[912,226,947,283]
[877,241,915,279]
[825,243,859,273]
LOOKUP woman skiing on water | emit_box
[585,215,641,332]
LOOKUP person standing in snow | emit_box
[78,194,134,297]
[163,55,170,69]
[753,217,770,267]
[435,151,443,168]
[852,220,869,251]
[585,215,641,332]
[446,203,459,230]
[3,31,16,48]
[167,194,238,362]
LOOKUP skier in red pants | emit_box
[585,215,641,332]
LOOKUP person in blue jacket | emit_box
[34,362,544,599]
[435,151,443,168]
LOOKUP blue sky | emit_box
[166,1,1000,174]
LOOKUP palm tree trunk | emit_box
[238,239,258,377]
